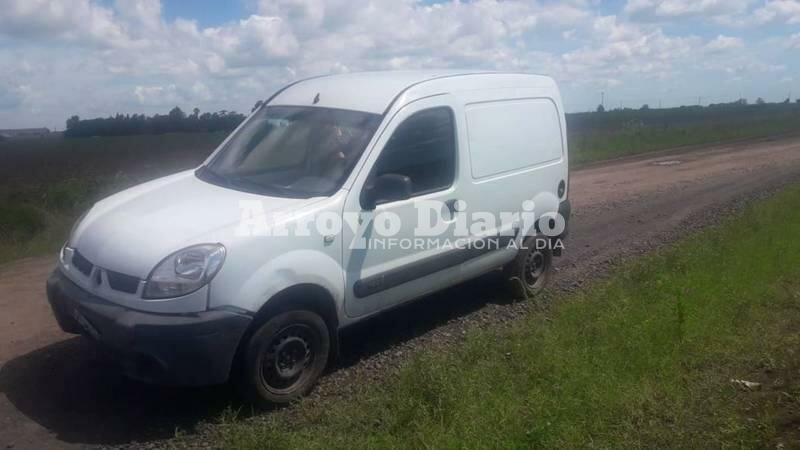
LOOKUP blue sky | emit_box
[0,0,798,129]
[160,0,248,28]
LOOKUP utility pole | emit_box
[601,91,605,109]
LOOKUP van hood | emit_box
[70,170,321,278]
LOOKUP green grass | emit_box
[213,184,800,449]
[0,177,125,264]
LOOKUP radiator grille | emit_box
[106,270,140,294]
[71,250,93,276]
[71,250,141,294]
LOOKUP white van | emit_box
[46,71,570,405]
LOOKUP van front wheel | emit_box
[241,310,330,406]
[504,237,553,298]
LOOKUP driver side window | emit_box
[372,107,456,197]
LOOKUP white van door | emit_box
[341,96,465,318]
[457,95,567,281]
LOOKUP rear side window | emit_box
[371,107,456,196]
[465,98,563,179]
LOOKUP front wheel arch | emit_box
[240,309,330,405]
[230,284,340,382]
[503,235,554,298]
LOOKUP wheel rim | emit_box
[523,249,548,289]
[260,324,316,395]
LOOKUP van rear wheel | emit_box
[504,236,553,298]
[241,310,330,406]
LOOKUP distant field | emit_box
[0,131,227,188]
[0,132,226,264]
[568,102,800,164]
[1,104,799,265]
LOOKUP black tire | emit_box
[503,236,553,298]
[240,310,330,406]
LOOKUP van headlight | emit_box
[143,244,226,299]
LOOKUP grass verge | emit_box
[213,184,800,448]
[0,176,138,265]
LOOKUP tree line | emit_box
[571,97,800,135]
[596,96,799,113]
[64,106,247,138]
[65,97,799,138]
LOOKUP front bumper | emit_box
[46,269,252,386]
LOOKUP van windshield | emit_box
[198,105,382,198]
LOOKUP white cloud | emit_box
[705,35,744,51]
[191,81,212,102]
[0,0,136,47]
[0,81,27,109]
[114,0,162,31]
[0,0,799,126]
[133,84,179,106]
[205,15,300,64]
[624,0,754,21]
[791,33,800,48]
[248,0,590,73]
[625,0,800,26]
[755,0,800,24]
[559,15,699,84]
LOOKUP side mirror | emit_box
[362,173,413,210]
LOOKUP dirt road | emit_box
[1,135,800,449]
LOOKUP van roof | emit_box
[268,70,555,115]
